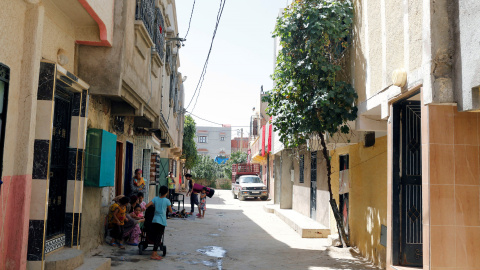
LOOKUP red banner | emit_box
[267,120,273,153]
[261,125,266,156]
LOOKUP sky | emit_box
[175,0,290,138]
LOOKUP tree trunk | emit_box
[319,133,349,247]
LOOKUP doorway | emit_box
[124,141,133,196]
[46,87,73,239]
[115,141,124,196]
[392,97,423,267]
[310,151,317,219]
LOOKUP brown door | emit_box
[115,141,124,196]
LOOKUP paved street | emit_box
[87,190,377,270]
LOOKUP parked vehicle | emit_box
[231,163,267,200]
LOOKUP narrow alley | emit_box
[88,190,376,270]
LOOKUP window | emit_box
[198,136,207,143]
[299,154,304,183]
[0,64,9,187]
[220,136,225,141]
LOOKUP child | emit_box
[199,187,207,218]
[109,196,130,249]
[145,186,172,260]
[137,192,146,213]
[130,205,146,229]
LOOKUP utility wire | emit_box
[183,0,196,39]
[186,111,223,126]
[185,0,226,113]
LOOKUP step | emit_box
[274,208,330,238]
[75,257,111,270]
[263,204,275,213]
[45,248,84,270]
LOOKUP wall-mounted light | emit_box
[57,49,69,66]
[392,68,407,88]
[182,76,187,82]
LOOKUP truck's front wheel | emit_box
[238,193,245,201]
[261,196,268,201]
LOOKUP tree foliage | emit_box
[223,151,248,179]
[264,0,357,246]
[191,155,225,187]
[181,115,199,170]
[264,0,357,149]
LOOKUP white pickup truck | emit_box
[232,175,268,201]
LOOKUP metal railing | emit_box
[135,0,165,62]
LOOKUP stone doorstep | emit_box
[75,257,111,270]
[264,204,330,238]
[45,248,84,270]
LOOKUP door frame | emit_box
[310,151,317,219]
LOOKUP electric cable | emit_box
[184,0,196,39]
[186,111,250,128]
[185,0,226,113]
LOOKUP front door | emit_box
[310,151,317,219]
[46,87,72,238]
[400,101,423,266]
[115,142,123,196]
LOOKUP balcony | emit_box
[135,0,165,62]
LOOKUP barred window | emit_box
[299,154,304,183]
[198,136,207,143]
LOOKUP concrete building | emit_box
[231,137,249,154]
[196,126,231,161]
[0,0,184,269]
[269,1,480,269]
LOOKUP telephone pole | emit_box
[240,128,244,153]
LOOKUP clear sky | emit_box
[175,0,289,137]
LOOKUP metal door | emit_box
[124,142,133,196]
[310,151,317,219]
[157,158,169,195]
[115,142,123,196]
[400,101,422,266]
[46,87,72,238]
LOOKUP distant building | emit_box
[196,126,232,162]
[231,137,249,154]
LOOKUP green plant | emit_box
[223,151,248,179]
[219,181,231,190]
[264,0,356,246]
[181,115,199,170]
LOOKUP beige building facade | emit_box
[0,0,185,269]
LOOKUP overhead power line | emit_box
[183,0,196,39]
[185,0,227,113]
[186,111,250,128]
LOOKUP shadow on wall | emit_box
[352,0,367,103]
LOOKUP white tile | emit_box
[30,179,48,220]
[65,180,76,213]
[78,117,87,149]
[69,116,80,148]
[74,182,83,213]
[35,100,54,140]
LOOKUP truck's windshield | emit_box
[239,177,262,184]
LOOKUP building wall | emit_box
[81,96,135,253]
[196,126,232,160]
[330,136,388,268]
[424,105,480,269]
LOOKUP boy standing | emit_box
[185,174,201,216]
[167,172,176,204]
[145,186,172,260]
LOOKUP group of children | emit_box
[107,173,208,260]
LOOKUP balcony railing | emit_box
[135,0,165,62]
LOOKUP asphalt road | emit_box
[88,190,377,270]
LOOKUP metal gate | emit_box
[310,151,317,219]
[46,87,72,239]
[400,101,423,266]
[156,158,169,195]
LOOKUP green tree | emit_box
[223,151,248,179]
[181,115,199,170]
[264,0,356,246]
[191,155,224,187]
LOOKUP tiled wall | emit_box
[427,105,480,269]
